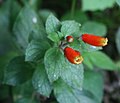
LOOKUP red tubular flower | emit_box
[64,47,83,64]
[66,35,74,43]
[81,34,108,46]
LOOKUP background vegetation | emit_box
[0,0,120,103]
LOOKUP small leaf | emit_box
[47,32,60,43]
[13,5,46,50]
[61,20,81,36]
[82,0,115,11]
[89,51,116,70]
[44,48,84,90]
[46,14,61,34]
[32,63,52,97]
[81,21,107,36]
[4,56,34,86]
[83,70,104,103]
[116,0,120,6]
[116,27,120,54]
[54,79,96,103]
[25,40,51,62]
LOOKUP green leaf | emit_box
[89,51,116,70]
[44,48,84,90]
[13,5,46,50]
[70,39,102,53]
[81,21,107,36]
[46,14,61,34]
[32,63,52,97]
[0,52,17,83]
[82,52,94,69]
[4,56,34,86]
[15,97,37,103]
[82,0,115,11]
[39,9,56,23]
[83,70,104,103]
[54,79,96,103]
[61,10,88,24]
[47,32,60,43]
[116,27,120,54]
[61,20,81,36]
[44,48,61,82]
[25,40,51,62]
[13,80,34,98]
[116,0,120,6]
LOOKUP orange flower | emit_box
[64,47,83,64]
[66,35,74,43]
[81,34,108,46]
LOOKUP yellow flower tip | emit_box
[74,56,83,64]
[102,38,108,46]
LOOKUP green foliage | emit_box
[81,21,107,36]
[82,0,115,11]
[116,27,120,54]
[61,21,81,36]
[13,5,46,50]
[82,51,117,70]
[62,10,88,24]
[25,40,51,62]
[15,98,37,103]
[46,14,61,34]
[44,48,84,90]
[32,63,52,97]
[39,9,56,23]
[54,79,96,103]
[4,56,34,86]
[116,0,120,6]
[0,1,119,103]
[83,70,104,103]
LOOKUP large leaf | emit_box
[13,5,46,50]
[4,56,34,86]
[82,52,94,69]
[46,14,61,34]
[32,63,52,97]
[44,48,84,90]
[82,0,115,11]
[81,21,107,36]
[25,40,50,62]
[13,80,34,98]
[61,20,81,36]
[86,51,116,70]
[15,97,37,103]
[116,27,120,54]
[39,9,56,23]
[61,10,88,24]
[54,79,96,103]
[83,70,104,103]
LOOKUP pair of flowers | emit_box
[64,34,108,64]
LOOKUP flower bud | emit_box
[66,35,74,43]
[81,34,108,46]
[64,47,83,64]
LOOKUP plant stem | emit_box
[71,0,76,18]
